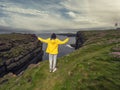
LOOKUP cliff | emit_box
[75,30,120,49]
[0,30,120,90]
[0,33,43,77]
[75,31,85,49]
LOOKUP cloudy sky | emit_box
[0,0,120,32]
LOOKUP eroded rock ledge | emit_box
[75,31,85,49]
[0,33,43,77]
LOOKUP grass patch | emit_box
[0,30,120,90]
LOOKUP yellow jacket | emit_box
[38,37,69,54]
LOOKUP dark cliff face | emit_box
[116,28,120,30]
[75,31,85,49]
[0,33,43,77]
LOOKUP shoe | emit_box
[53,68,57,72]
[50,69,52,72]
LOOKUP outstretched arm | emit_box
[58,38,69,44]
[38,37,49,43]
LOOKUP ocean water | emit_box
[37,33,75,60]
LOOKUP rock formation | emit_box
[0,33,43,77]
[75,31,85,49]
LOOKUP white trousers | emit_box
[49,54,57,70]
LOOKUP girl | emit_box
[38,33,69,72]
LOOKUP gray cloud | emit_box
[0,0,120,32]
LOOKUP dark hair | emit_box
[51,33,56,40]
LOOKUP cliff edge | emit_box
[0,33,43,77]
